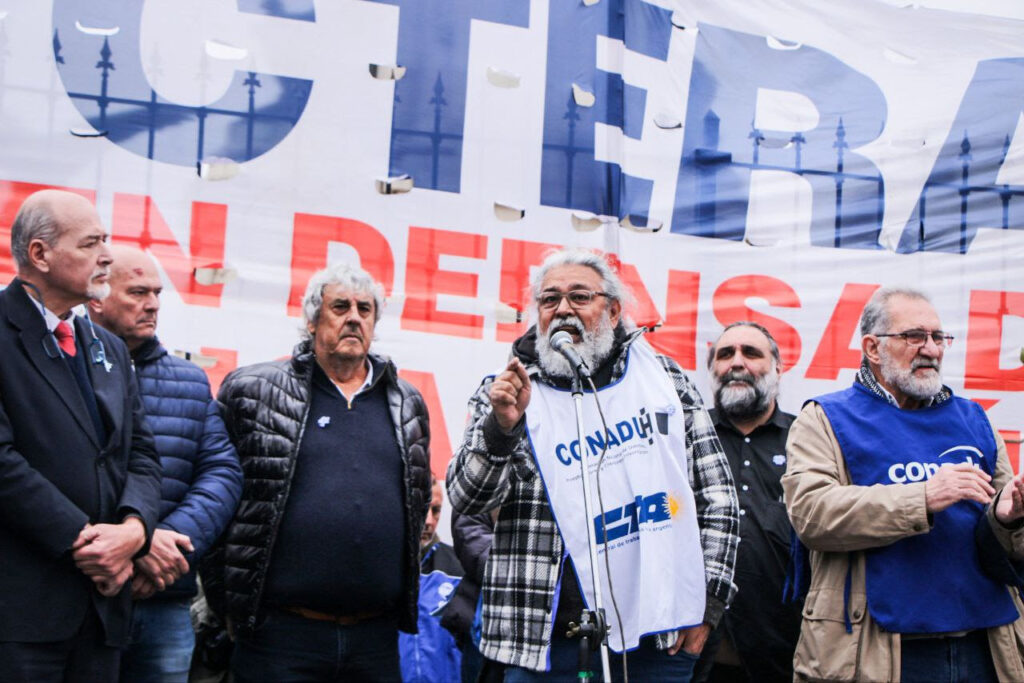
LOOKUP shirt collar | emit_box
[25,287,75,335]
[339,360,374,401]
[313,357,374,401]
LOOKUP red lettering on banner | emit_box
[402,227,487,339]
[0,182,95,284]
[712,275,802,371]
[288,213,394,317]
[112,194,227,307]
[399,369,453,479]
[497,239,560,342]
[964,290,1024,391]
[196,347,238,396]
[972,398,1000,411]
[806,283,880,380]
[617,263,663,330]
[647,270,701,370]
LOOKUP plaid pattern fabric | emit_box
[855,359,952,407]
[446,332,739,671]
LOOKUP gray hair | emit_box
[859,287,932,337]
[707,321,782,369]
[301,262,385,337]
[10,199,61,270]
[529,248,634,317]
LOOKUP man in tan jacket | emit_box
[783,287,1024,682]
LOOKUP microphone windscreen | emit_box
[550,330,573,349]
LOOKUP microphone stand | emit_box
[566,368,612,683]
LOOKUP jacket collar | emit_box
[131,336,166,366]
[291,338,397,387]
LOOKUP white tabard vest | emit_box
[525,340,706,652]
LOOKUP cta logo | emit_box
[554,407,669,466]
[593,492,677,543]
[887,446,984,483]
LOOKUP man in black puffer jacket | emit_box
[207,262,431,682]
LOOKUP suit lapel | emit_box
[78,317,121,449]
[7,281,100,449]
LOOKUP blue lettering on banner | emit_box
[540,0,672,225]
[365,0,530,192]
[897,58,1024,254]
[674,23,887,250]
[52,0,314,167]
[594,492,671,543]
[45,3,1022,247]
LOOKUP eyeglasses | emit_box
[875,329,954,348]
[537,290,609,310]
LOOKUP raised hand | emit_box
[995,470,1024,525]
[489,358,532,431]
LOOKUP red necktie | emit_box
[54,321,76,357]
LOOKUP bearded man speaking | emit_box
[783,287,1024,683]
[447,248,739,681]
[693,322,802,683]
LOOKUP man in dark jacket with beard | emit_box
[447,248,739,681]
[211,262,432,682]
[693,322,801,683]
[88,245,242,682]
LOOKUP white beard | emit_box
[879,345,943,400]
[536,311,615,379]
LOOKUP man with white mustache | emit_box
[448,248,739,681]
[693,323,801,683]
[0,190,162,682]
[783,287,1024,682]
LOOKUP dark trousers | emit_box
[231,609,401,682]
[0,605,120,683]
[901,629,999,683]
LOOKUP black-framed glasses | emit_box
[875,329,954,348]
[537,289,609,310]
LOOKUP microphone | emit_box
[549,330,591,379]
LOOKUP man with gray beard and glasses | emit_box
[447,248,739,681]
[693,322,802,683]
[782,287,1024,683]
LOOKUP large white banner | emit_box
[1,0,1023,488]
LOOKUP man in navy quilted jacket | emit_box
[89,245,242,682]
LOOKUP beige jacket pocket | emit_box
[794,588,867,682]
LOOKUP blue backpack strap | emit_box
[842,558,853,634]
[783,528,811,603]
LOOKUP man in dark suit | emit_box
[0,189,162,682]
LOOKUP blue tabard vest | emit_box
[398,545,462,683]
[815,384,1018,634]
